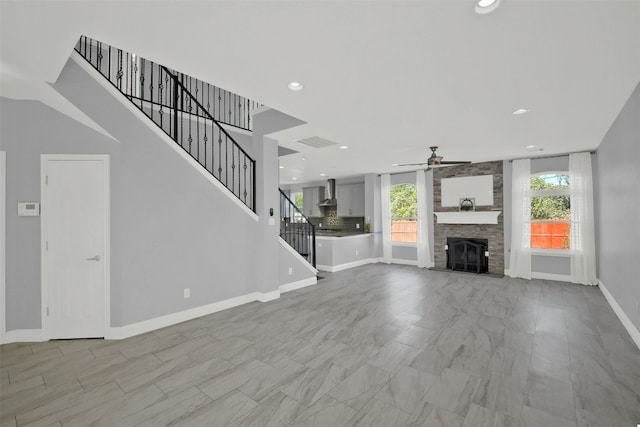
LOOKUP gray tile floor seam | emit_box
[1,264,639,426]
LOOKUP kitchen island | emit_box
[315,233,378,272]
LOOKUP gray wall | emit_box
[595,80,640,332]
[316,235,376,268]
[2,57,275,330]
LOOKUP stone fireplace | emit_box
[433,161,504,275]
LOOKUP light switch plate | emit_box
[18,202,40,217]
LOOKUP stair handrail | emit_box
[170,70,261,131]
[280,189,316,268]
[74,35,256,211]
[161,66,253,162]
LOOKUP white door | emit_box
[42,156,109,339]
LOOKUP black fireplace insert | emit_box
[447,237,489,274]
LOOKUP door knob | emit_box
[86,255,101,261]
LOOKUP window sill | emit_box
[527,248,575,256]
[391,242,417,247]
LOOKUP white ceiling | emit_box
[2,1,639,185]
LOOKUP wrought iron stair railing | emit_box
[280,190,316,268]
[174,72,262,132]
[75,36,255,211]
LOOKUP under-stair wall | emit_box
[2,56,268,339]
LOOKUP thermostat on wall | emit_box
[18,202,40,217]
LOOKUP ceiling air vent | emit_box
[296,136,338,149]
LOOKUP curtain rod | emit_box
[508,150,595,163]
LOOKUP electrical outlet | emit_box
[288,267,293,275]
[184,288,190,299]
[355,249,359,256]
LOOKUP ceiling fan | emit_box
[397,146,471,168]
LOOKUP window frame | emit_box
[528,171,572,252]
[389,183,418,245]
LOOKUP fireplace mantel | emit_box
[434,211,501,224]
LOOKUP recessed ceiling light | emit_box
[339,145,349,150]
[279,166,284,169]
[288,82,303,91]
[292,177,297,180]
[475,0,500,14]
[526,145,536,149]
[320,173,327,177]
[392,163,399,166]
[513,108,531,115]
[301,157,306,161]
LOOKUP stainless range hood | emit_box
[318,179,337,207]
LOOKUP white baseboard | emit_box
[279,277,317,293]
[255,290,280,303]
[2,328,46,344]
[105,292,263,340]
[1,286,307,344]
[599,281,640,351]
[317,258,379,273]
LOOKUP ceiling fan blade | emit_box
[438,160,472,164]
[396,162,429,166]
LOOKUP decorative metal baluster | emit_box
[203,117,208,172]
[96,41,103,74]
[218,89,222,124]
[196,106,200,162]
[158,68,164,128]
[243,157,248,205]
[116,50,123,91]
[218,129,223,180]
[231,145,236,195]
[149,61,153,120]
[180,73,184,149]
[128,52,132,98]
[202,113,207,167]
[187,76,192,155]
[225,138,228,186]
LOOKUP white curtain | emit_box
[569,152,598,285]
[509,159,532,279]
[416,169,432,268]
[381,174,392,263]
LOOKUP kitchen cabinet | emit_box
[337,183,365,217]
[302,186,325,217]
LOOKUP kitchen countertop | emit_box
[315,232,372,238]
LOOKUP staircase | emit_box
[75,36,316,267]
[75,36,256,211]
[280,190,316,268]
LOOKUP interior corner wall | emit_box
[595,80,640,334]
[1,57,267,331]
[278,239,316,286]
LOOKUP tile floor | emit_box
[1,264,639,426]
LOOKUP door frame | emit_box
[0,151,6,343]
[41,154,111,339]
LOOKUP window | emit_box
[291,192,304,221]
[530,173,570,249]
[390,184,417,243]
